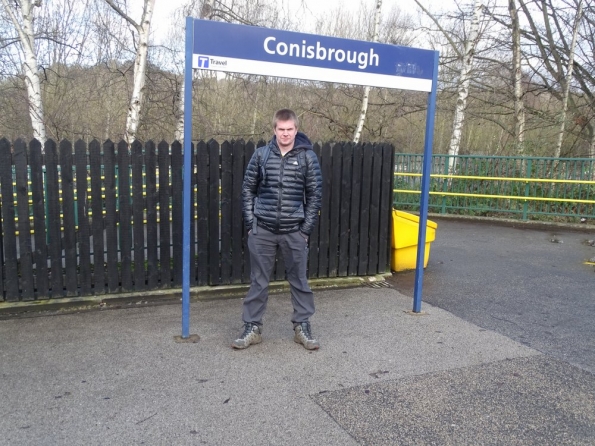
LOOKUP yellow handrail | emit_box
[393,189,595,204]
[395,172,595,185]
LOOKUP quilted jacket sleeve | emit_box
[300,149,323,235]
[242,149,261,232]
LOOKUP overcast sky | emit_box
[145,0,458,43]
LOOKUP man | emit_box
[232,109,323,350]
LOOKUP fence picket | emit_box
[158,140,171,288]
[231,140,245,284]
[378,143,394,273]
[75,140,92,295]
[118,140,132,291]
[145,141,158,289]
[348,143,363,276]
[104,140,119,293]
[0,139,20,301]
[60,140,78,296]
[208,140,220,285]
[89,140,105,294]
[327,143,342,277]
[195,140,209,286]
[357,142,374,276]
[13,139,35,300]
[45,139,64,298]
[30,139,49,298]
[220,141,233,284]
[338,142,353,277]
[132,140,146,291]
[171,141,183,287]
[367,143,383,275]
[189,141,197,286]
[317,143,332,277]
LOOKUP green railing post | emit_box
[522,158,532,221]
[441,155,449,214]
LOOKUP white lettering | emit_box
[262,36,381,70]
[357,52,367,69]
[289,43,300,57]
[264,36,275,54]
[369,49,379,66]
[316,41,326,60]
[277,41,288,55]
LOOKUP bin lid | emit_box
[393,210,438,229]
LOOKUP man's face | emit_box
[274,119,298,152]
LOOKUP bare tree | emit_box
[173,0,216,142]
[514,0,594,157]
[553,0,583,158]
[0,0,46,142]
[415,0,484,172]
[104,0,155,143]
[508,0,526,154]
[353,0,382,143]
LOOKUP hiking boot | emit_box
[231,323,262,349]
[294,322,320,350]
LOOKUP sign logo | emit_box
[197,55,209,68]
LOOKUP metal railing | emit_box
[394,154,595,222]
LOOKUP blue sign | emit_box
[192,19,435,91]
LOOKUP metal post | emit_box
[175,17,199,343]
[412,51,440,314]
[523,158,531,221]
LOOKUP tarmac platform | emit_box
[2,284,595,445]
[3,216,595,445]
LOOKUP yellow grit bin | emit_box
[391,210,438,272]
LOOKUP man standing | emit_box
[232,109,323,350]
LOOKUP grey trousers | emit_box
[242,227,314,325]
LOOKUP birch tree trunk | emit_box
[553,0,582,159]
[251,82,261,136]
[447,0,481,174]
[508,0,525,155]
[353,0,382,143]
[105,0,155,144]
[174,81,185,142]
[1,0,46,143]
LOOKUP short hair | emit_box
[273,109,299,129]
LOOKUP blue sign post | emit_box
[177,17,439,339]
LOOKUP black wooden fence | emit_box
[0,138,395,302]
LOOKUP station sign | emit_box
[192,19,434,92]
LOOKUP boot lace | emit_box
[300,322,314,340]
[240,322,256,339]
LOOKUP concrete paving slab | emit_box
[0,287,540,445]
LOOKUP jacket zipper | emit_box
[276,154,286,229]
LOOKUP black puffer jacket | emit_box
[242,132,322,235]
